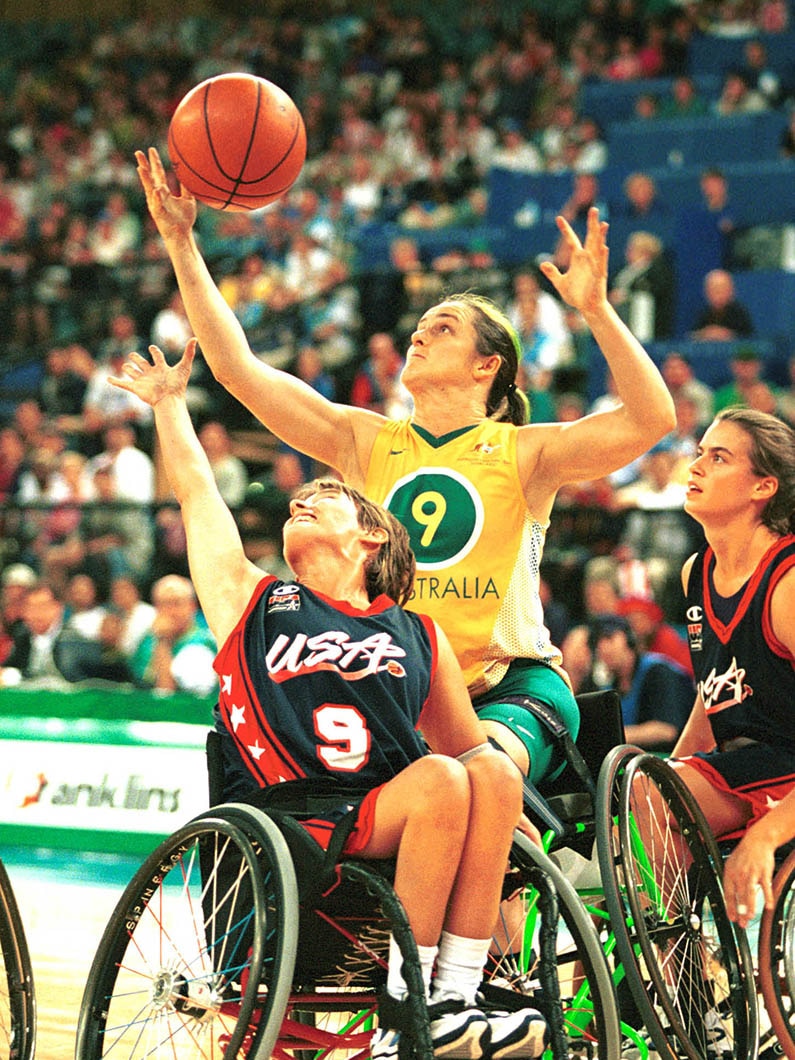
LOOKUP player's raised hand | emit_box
[539,206,609,318]
[109,340,197,408]
[135,147,197,240]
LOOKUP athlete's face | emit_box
[283,487,366,563]
[685,419,775,523]
[402,303,480,391]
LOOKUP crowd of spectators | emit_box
[1,0,794,722]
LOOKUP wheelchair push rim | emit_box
[76,811,298,1059]
[597,748,758,1060]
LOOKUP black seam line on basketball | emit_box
[201,80,243,209]
[224,112,301,186]
[197,80,300,208]
[234,85,303,184]
[224,80,263,208]
[166,139,296,199]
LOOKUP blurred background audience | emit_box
[2,0,795,692]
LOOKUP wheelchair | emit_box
[76,715,624,1060]
[0,857,36,1060]
[757,842,795,1060]
[526,690,764,1060]
[595,745,759,1060]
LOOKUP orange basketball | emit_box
[167,73,306,211]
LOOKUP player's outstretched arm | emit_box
[135,148,377,484]
[531,208,675,489]
[110,341,262,646]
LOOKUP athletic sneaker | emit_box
[371,1026,401,1060]
[428,997,491,1058]
[372,992,491,1059]
[482,1007,548,1059]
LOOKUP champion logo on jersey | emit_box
[473,443,502,455]
[685,604,703,652]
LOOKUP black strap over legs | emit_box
[493,694,596,797]
[483,694,595,839]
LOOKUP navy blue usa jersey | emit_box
[686,536,795,749]
[214,577,437,790]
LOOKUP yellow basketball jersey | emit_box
[364,419,562,697]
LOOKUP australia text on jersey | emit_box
[410,574,499,600]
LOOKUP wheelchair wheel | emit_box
[485,831,622,1060]
[218,805,432,1060]
[0,859,36,1060]
[209,803,410,1060]
[759,845,795,1060]
[77,811,299,1059]
[597,749,757,1060]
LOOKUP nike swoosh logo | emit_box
[389,449,407,455]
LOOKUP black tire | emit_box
[216,804,432,1060]
[0,859,36,1060]
[597,750,757,1060]
[484,830,623,1060]
[759,845,795,1060]
[77,811,298,1059]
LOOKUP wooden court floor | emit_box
[5,849,135,1060]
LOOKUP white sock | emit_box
[386,935,438,1000]
[431,931,491,1006]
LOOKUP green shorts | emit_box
[473,660,580,786]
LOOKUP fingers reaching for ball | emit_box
[135,147,198,238]
[107,341,197,408]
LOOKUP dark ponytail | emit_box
[444,293,528,426]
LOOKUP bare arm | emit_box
[110,341,263,647]
[522,209,676,511]
[135,148,382,487]
[670,691,714,758]
[723,787,795,927]
[719,571,795,922]
[418,625,542,845]
[418,623,489,757]
[670,554,710,759]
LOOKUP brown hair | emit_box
[716,407,795,534]
[292,478,416,606]
[443,293,528,425]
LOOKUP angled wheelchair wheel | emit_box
[486,831,622,1060]
[0,859,36,1060]
[275,854,433,1060]
[246,806,432,1060]
[597,749,757,1060]
[77,810,299,1059]
[209,804,420,1060]
[759,845,795,1060]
